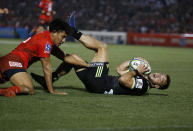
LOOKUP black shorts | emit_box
[76,62,109,93]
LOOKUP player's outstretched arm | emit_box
[54,54,89,78]
[51,45,66,61]
[64,54,89,67]
[40,57,67,95]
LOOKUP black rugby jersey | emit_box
[104,75,149,95]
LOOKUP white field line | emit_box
[16,125,193,131]
[0,40,21,44]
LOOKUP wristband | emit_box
[72,31,82,40]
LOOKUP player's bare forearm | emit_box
[40,57,68,95]
[40,57,54,93]
[117,60,130,76]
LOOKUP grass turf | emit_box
[0,39,193,131]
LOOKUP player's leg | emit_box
[0,72,34,97]
[10,72,34,94]
[67,11,108,62]
[0,54,34,97]
[31,53,88,88]
[79,34,108,62]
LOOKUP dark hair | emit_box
[49,18,69,32]
[159,74,171,90]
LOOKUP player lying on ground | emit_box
[31,26,171,95]
[0,19,89,97]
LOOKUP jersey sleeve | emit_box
[37,39,52,58]
[132,76,149,95]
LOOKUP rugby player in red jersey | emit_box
[39,0,55,25]
[29,0,56,36]
[0,19,88,97]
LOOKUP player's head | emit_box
[49,19,69,46]
[148,73,171,90]
[49,18,70,32]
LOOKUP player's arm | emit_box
[51,45,66,61]
[64,54,89,67]
[40,57,67,95]
[116,60,131,76]
[51,46,89,67]
[119,64,148,89]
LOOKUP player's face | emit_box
[148,73,167,87]
[53,31,67,46]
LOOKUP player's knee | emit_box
[18,84,34,94]
[27,86,34,95]
[101,43,107,50]
[98,43,107,52]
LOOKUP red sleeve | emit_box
[37,39,52,58]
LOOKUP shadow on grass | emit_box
[147,93,168,96]
[1,86,168,96]
[35,86,86,92]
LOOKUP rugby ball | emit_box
[128,58,151,75]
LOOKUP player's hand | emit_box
[136,64,149,75]
[50,90,68,95]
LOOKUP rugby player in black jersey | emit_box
[31,24,171,95]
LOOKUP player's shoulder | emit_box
[33,31,51,43]
[35,30,50,37]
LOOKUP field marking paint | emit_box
[17,125,193,131]
[0,40,21,44]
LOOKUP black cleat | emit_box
[31,73,48,90]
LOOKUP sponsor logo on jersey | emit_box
[44,43,51,53]
[9,61,23,67]
[90,62,104,67]
[135,78,143,89]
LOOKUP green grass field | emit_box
[0,39,193,131]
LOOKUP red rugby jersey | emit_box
[11,31,54,69]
